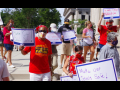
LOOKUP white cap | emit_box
[50,23,57,32]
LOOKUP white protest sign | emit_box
[11,28,35,46]
[75,58,118,81]
[10,31,13,41]
[46,32,62,45]
[0,12,3,25]
[60,75,79,81]
[103,8,120,19]
[62,30,76,41]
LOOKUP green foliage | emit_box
[69,19,87,34]
[1,8,61,28]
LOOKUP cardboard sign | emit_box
[103,8,120,19]
[11,28,35,46]
[75,58,118,81]
[60,75,79,81]
[46,32,62,45]
[62,30,76,41]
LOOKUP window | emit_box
[81,15,85,20]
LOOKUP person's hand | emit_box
[94,41,97,45]
[10,31,12,35]
[61,35,64,38]
[68,73,73,78]
[19,45,24,51]
[101,13,104,18]
[87,36,91,38]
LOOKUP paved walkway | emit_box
[0,33,120,81]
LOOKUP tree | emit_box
[1,8,61,28]
[69,19,87,34]
[38,8,61,27]
[1,8,12,25]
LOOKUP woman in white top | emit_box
[82,21,96,63]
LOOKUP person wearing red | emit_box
[97,13,120,49]
[3,19,15,68]
[19,25,52,81]
[62,45,84,77]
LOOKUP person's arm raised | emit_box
[97,13,104,30]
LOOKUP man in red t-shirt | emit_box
[97,13,120,49]
[19,26,52,81]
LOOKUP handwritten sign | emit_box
[60,75,79,81]
[103,8,120,19]
[11,28,35,46]
[75,58,118,81]
[46,32,62,45]
[62,30,76,41]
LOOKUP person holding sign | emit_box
[49,23,59,81]
[62,45,84,77]
[3,19,15,68]
[19,25,52,81]
[99,32,120,77]
[82,21,96,63]
[97,13,120,49]
[58,19,72,68]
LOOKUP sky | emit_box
[0,8,65,27]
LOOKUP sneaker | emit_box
[9,65,15,68]
[4,56,6,59]
[7,63,10,66]
[96,58,98,60]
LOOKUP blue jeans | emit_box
[4,44,14,51]
[99,43,104,50]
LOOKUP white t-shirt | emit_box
[83,28,93,44]
[0,59,9,81]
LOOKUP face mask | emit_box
[1,28,3,31]
[38,32,45,38]
[65,24,69,28]
[112,40,118,46]
[75,53,82,59]
[9,23,12,27]
[89,24,92,27]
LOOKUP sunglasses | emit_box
[39,30,47,33]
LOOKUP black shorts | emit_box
[97,48,100,52]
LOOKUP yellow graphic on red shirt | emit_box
[35,44,48,57]
[72,63,76,67]
[107,30,114,35]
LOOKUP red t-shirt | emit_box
[69,55,84,74]
[3,27,14,45]
[98,25,117,45]
[24,37,52,74]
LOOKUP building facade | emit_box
[63,8,120,35]
[63,8,90,21]
[63,8,90,33]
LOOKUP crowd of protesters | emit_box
[0,13,120,81]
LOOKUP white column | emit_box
[101,8,105,25]
[74,8,79,34]
[85,14,89,21]
[94,8,101,35]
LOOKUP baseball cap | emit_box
[36,25,48,33]
[64,19,70,22]
[50,23,57,32]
